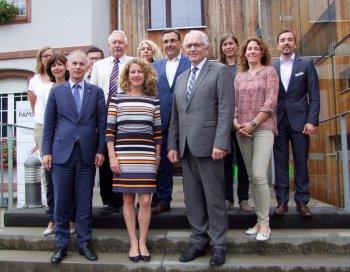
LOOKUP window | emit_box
[13,0,27,15]
[149,0,204,29]
[0,0,31,24]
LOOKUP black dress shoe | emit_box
[129,254,140,263]
[79,245,98,261]
[209,248,225,266]
[99,205,120,215]
[179,244,206,262]
[140,254,151,262]
[151,203,170,215]
[50,248,67,264]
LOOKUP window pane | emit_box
[171,0,202,27]
[13,0,26,15]
[150,0,166,28]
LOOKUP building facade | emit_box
[0,0,349,206]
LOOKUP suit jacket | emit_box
[42,82,106,165]
[90,55,133,103]
[167,60,234,157]
[273,56,320,132]
[152,54,191,131]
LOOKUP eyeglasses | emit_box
[41,54,52,59]
[162,38,179,44]
[184,43,205,49]
[88,57,102,62]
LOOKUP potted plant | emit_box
[0,0,19,23]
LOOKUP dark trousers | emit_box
[155,130,173,204]
[224,131,249,203]
[46,169,75,223]
[273,114,310,204]
[52,145,95,249]
[99,150,123,207]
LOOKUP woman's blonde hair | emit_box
[136,40,163,62]
[119,58,158,96]
[237,38,271,72]
[35,46,53,74]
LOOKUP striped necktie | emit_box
[108,58,120,104]
[186,67,199,101]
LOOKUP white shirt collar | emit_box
[166,52,181,62]
[191,58,207,70]
[280,53,295,64]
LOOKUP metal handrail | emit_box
[319,111,350,211]
[1,122,34,210]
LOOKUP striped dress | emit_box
[106,93,162,193]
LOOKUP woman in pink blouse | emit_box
[233,38,279,241]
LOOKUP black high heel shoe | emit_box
[129,254,140,263]
[140,254,151,262]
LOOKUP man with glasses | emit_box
[85,46,104,83]
[151,29,191,215]
[167,30,233,266]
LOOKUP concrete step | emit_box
[1,227,350,255]
[1,250,350,272]
[4,206,350,229]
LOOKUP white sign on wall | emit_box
[16,101,43,207]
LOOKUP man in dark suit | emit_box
[151,29,191,214]
[42,50,106,263]
[273,30,320,217]
[167,30,233,266]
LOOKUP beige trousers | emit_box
[236,130,274,226]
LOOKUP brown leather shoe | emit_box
[274,203,288,215]
[296,201,312,217]
[151,203,170,215]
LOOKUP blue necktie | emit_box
[73,84,81,113]
[186,67,199,101]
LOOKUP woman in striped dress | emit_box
[106,58,162,262]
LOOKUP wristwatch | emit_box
[250,120,258,129]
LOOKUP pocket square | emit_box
[295,72,304,77]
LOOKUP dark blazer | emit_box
[168,60,234,157]
[152,54,191,131]
[42,81,106,165]
[273,56,320,132]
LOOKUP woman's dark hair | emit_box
[218,33,239,64]
[46,54,70,82]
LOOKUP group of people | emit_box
[27,27,320,266]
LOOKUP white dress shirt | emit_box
[280,53,295,92]
[166,52,182,87]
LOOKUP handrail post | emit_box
[7,124,14,210]
[340,115,349,211]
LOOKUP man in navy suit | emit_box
[151,29,191,214]
[42,50,106,263]
[273,30,320,217]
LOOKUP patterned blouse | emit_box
[234,66,279,135]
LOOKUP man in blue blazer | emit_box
[273,30,320,217]
[42,50,106,263]
[151,29,191,214]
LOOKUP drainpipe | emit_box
[118,0,121,30]
[257,0,262,38]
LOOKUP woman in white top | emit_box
[27,46,54,206]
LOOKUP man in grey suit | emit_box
[167,30,234,266]
[273,30,320,217]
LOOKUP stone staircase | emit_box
[1,178,350,271]
[0,227,350,271]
